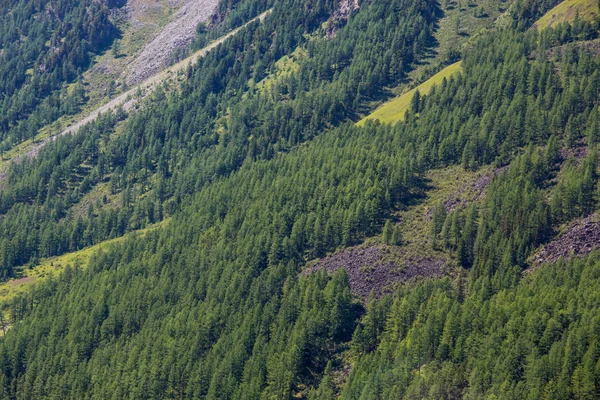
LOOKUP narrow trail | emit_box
[15,10,272,164]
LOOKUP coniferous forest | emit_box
[1,0,600,398]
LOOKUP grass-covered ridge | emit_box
[533,0,599,29]
[357,61,462,126]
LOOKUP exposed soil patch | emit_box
[424,167,503,221]
[8,276,35,287]
[304,245,445,300]
[85,0,187,101]
[446,166,510,211]
[530,213,600,268]
[126,0,183,29]
[561,143,588,165]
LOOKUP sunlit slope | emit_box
[533,0,598,29]
[357,61,462,126]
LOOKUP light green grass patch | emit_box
[70,182,120,217]
[534,0,599,30]
[357,61,462,126]
[394,165,490,250]
[0,220,168,305]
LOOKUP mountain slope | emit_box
[125,0,220,85]
[1,0,600,398]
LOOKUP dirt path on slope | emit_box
[14,10,271,164]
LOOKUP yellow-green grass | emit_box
[70,182,120,217]
[534,0,599,30]
[0,221,168,304]
[357,61,462,126]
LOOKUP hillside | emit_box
[1,0,600,398]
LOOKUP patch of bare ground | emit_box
[529,213,600,269]
[443,172,492,213]
[530,39,600,75]
[7,276,35,287]
[59,10,270,140]
[304,245,446,300]
[421,166,497,223]
[549,39,600,58]
[85,0,185,101]
[561,142,588,165]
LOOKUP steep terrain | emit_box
[530,212,600,267]
[0,10,271,175]
[1,0,600,398]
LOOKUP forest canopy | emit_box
[0,0,600,398]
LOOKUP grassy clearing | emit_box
[393,165,489,250]
[357,0,509,126]
[70,182,120,217]
[534,0,599,29]
[357,61,462,126]
[0,221,168,305]
[433,0,509,60]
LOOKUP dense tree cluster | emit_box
[343,252,600,399]
[0,0,118,148]
[0,119,420,397]
[432,147,599,292]
[395,23,599,172]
